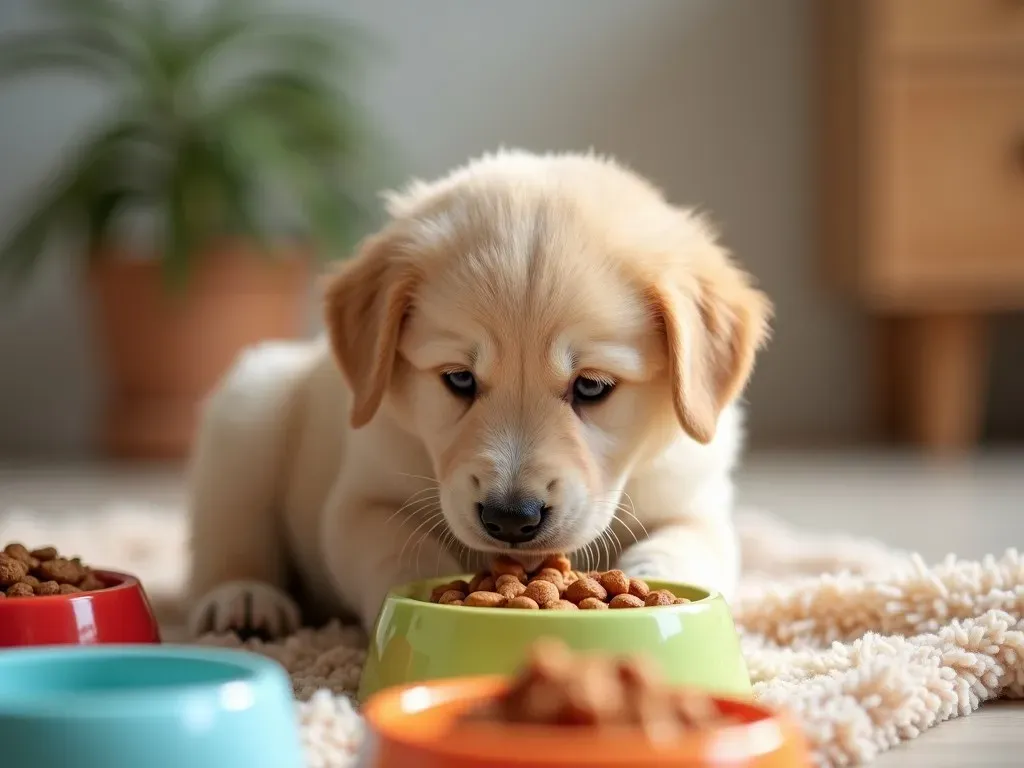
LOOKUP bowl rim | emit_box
[385,574,721,616]
[0,568,141,606]
[364,675,800,764]
[0,645,287,717]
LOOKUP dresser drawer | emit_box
[880,0,1024,57]
[875,73,1024,303]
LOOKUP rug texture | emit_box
[1,506,1021,767]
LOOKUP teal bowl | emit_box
[0,645,304,768]
[358,577,750,704]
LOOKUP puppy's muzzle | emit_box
[477,495,547,544]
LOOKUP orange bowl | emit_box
[361,676,811,768]
[0,569,161,648]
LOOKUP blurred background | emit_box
[0,0,1022,559]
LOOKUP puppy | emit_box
[185,150,771,638]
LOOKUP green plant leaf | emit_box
[217,111,356,260]
[214,70,359,159]
[202,130,276,259]
[185,4,373,80]
[0,0,377,294]
[85,186,153,256]
[0,31,129,82]
[37,0,137,24]
[0,204,59,287]
[162,158,202,294]
[1,0,158,84]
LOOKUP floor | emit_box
[1,449,1022,766]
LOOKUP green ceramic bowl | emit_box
[357,577,750,704]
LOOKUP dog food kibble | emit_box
[599,569,630,596]
[4,543,34,564]
[429,554,693,610]
[644,589,676,607]
[35,580,61,596]
[0,543,108,597]
[507,596,540,610]
[532,568,565,589]
[497,579,527,600]
[628,577,651,600]
[430,579,470,603]
[609,594,646,609]
[79,573,106,592]
[30,546,58,561]
[523,579,560,607]
[492,555,528,581]
[545,599,579,611]
[464,591,508,608]
[6,582,34,598]
[564,576,608,604]
[468,639,738,738]
[0,555,29,585]
[540,554,573,575]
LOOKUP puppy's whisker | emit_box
[614,489,638,528]
[612,504,649,540]
[598,529,613,565]
[387,497,442,535]
[605,522,627,555]
[387,486,440,513]
[433,530,448,575]
[611,507,641,543]
[436,529,457,574]
[610,512,640,545]
[582,542,595,573]
[415,516,448,578]
[384,489,441,527]
[574,544,587,573]
[569,545,582,573]
[391,471,441,486]
[596,530,611,571]
[600,531,614,568]
[443,529,461,568]
[397,509,442,564]
[397,509,443,567]
[402,516,444,576]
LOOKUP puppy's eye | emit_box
[442,369,477,398]
[572,375,614,405]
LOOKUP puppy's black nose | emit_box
[478,497,545,544]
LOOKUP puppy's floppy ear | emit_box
[323,228,417,429]
[649,250,772,445]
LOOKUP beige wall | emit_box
[0,0,1018,455]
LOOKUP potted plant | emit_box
[0,0,371,458]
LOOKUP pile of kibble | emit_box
[469,638,737,736]
[429,554,690,610]
[0,543,106,598]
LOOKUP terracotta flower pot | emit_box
[87,244,311,459]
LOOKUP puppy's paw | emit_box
[188,580,301,640]
[616,547,737,601]
[616,556,670,580]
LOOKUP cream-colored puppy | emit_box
[185,150,771,638]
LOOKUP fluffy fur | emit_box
[186,150,771,637]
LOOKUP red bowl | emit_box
[0,569,161,647]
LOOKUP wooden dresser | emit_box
[818,0,1024,454]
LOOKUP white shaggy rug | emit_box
[2,506,1021,767]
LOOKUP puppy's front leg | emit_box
[321,496,462,630]
[616,517,740,602]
